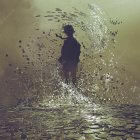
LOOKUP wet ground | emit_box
[0,104,140,140]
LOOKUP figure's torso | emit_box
[61,37,80,63]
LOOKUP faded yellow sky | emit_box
[33,0,140,80]
[0,0,140,106]
[0,0,140,80]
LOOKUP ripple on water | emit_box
[0,104,140,139]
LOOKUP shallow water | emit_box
[0,104,140,140]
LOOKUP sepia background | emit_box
[0,0,140,106]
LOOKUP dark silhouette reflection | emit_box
[56,25,81,85]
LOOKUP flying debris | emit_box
[35,15,41,17]
[22,49,25,53]
[47,19,53,21]
[121,82,124,85]
[9,64,12,67]
[37,37,41,39]
[5,54,8,57]
[110,19,123,25]
[57,11,62,13]
[100,55,103,58]
[44,15,54,17]
[72,7,79,11]
[26,58,30,61]
[2,5,131,107]
[46,11,51,13]
[69,13,78,17]
[79,12,86,17]
[56,20,60,22]
[55,8,62,11]
[37,43,45,50]
[110,30,118,37]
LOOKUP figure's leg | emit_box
[62,64,69,83]
[71,64,78,85]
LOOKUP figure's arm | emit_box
[76,41,81,62]
[77,42,81,56]
[78,45,81,59]
[56,34,67,40]
[58,42,66,63]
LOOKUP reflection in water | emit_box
[0,104,140,139]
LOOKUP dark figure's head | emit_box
[63,25,75,37]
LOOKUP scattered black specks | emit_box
[82,43,86,49]
[104,88,107,91]
[79,12,86,17]
[56,20,60,22]
[47,19,53,21]
[19,40,22,43]
[110,30,118,37]
[46,11,51,13]
[73,7,79,11]
[57,11,62,13]
[35,15,41,17]
[121,83,124,85]
[56,8,62,11]
[95,73,98,76]
[110,19,123,25]
[22,49,25,53]
[100,76,103,80]
[37,37,40,39]
[26,58,30,61]
[31,62,34,66]
[5,54,8,57]
[9,64,12,67]
[69,13,78,17]
[44,15,53,18]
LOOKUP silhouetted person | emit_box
[56,25,81,85]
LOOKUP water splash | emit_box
[1,3,139,106]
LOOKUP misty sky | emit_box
[33,0,140,80]
[0,0,140,106]
[0,0,140,79]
